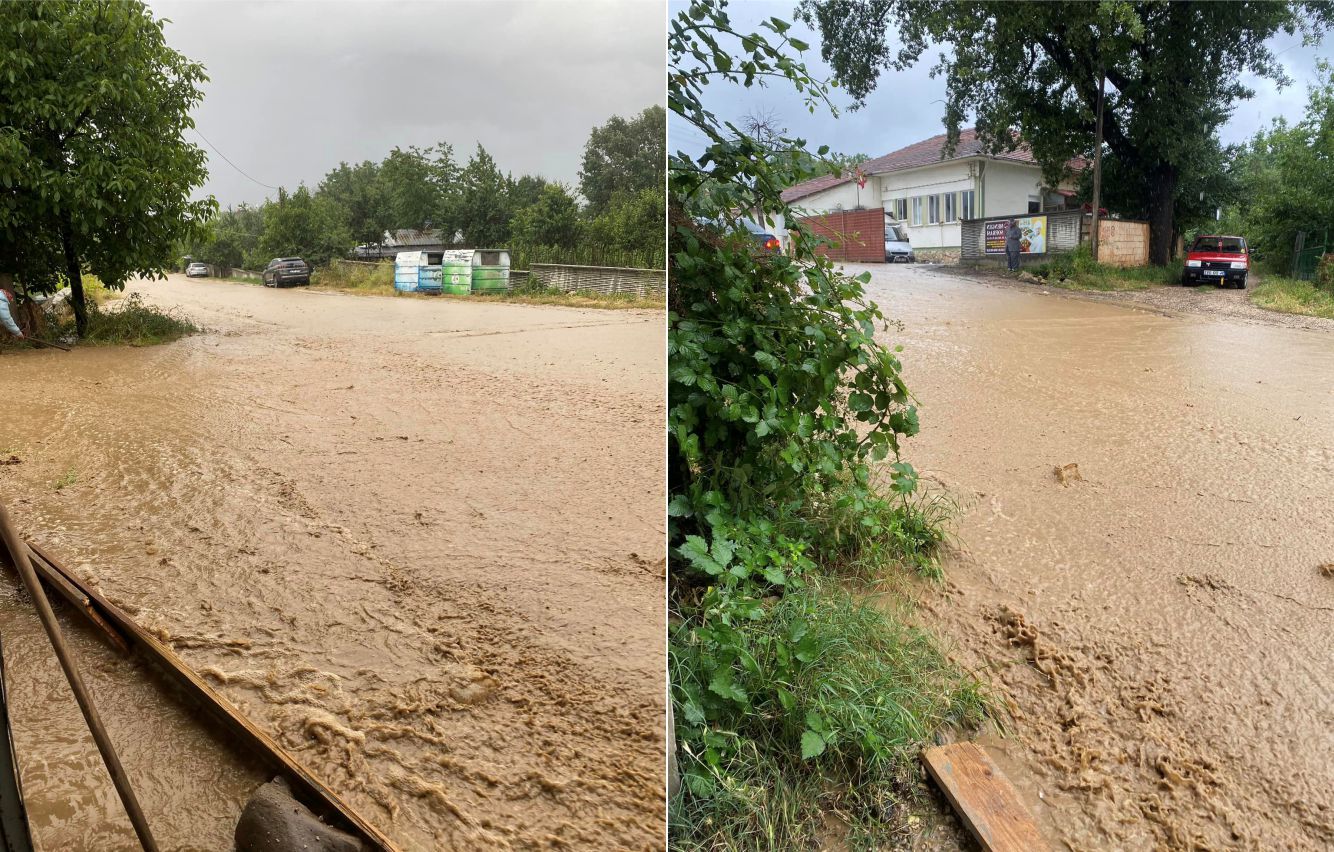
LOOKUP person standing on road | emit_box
[1005,219,1022,272]
[0,288,24,341]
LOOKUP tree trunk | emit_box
[1147,162,1178,266]
[59,215,87,337]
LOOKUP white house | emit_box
[781,128,1083,261]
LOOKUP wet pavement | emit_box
[857,263,1334,850]
[0,276,665,850]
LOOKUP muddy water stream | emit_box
[0,276,665,850]
[862,265,1334,850]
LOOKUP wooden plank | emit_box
[922,742,1050,852]
[21,545,131,655]
[20,540,400,852]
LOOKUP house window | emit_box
[888,198,907,221]
[1028,195,1041,214]
[944,192,957,223]
[961,190,976,220]
[911,197,923,226]
[928,194,940,224]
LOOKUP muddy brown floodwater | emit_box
[857,264,1334,851]
[0,275,665,851]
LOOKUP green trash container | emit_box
[471,249,511,293]
[440,250,473,295]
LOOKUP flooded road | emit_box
[0,276,665,850]
[859,264,1334,850]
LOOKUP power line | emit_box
[190,127,281,191]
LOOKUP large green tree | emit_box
[0,0,213,334]
[377,144,448,232]
[456,144,511,246]
[1225,62,1334,269]
[319,160,393,247]
[579,105,666,209]
[510,182,581,248]
[798,0,1333,264]
[258,185,351,266]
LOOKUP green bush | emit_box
[669,4,983,845]
[1317,253,1334,293]
[671,582,985,849]
[77,293,198,345]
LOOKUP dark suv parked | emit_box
[263,257,311,287]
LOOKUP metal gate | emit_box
[1291,229,1328,281]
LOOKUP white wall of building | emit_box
[787,180,868,216]
[787,156,1075,254]
[877,162,977,249]
[980,160,1044,218]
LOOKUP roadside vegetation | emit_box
[1020,245,1181,291]
[180,109,665,275]
[1250,276,1334,320]
[669,4,984,847]
[75,293,199,346]
[1,275,198,350]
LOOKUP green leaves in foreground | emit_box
[668,2,981,845]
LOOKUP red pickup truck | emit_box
[1181,235,1249,289]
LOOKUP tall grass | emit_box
[310,261,395,294]
[672,581,986,850]
[1250,276,1334,319]
[78,293,199,345]
[1026,244,1182,290]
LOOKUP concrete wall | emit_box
[1095,219,1150,268]
[531,263,664,296]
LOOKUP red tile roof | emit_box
[782,128,1079,203]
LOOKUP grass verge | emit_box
[309,263,664,309]
[1249,276,1334,320]
[671,486,987,849]
[1023,244,1180,291]
[78,293,200,345]
[671,576,986,850]
[1,278,199,350]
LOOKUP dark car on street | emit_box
[263,257,311,287]
[1182,235,1249,289]
[743,219,783,254]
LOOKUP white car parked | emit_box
[186,262,209,278]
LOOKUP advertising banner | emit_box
[985,216,1048,254]
[1019,216,1047,254]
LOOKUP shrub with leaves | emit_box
[669,2,982,843]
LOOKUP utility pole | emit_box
[1090,68,1106,261]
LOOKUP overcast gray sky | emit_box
[151,0,665,209]
[669,1,1333,163]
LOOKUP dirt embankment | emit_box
[855,263,1334,850]
[0,275,666,850]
